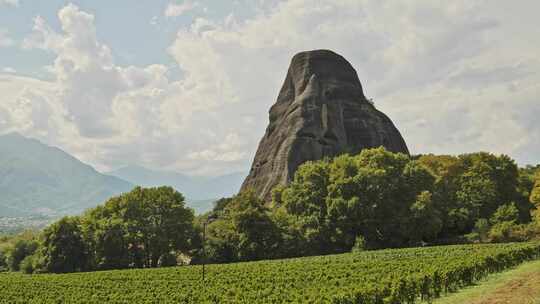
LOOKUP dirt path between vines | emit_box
[433,259,540,304]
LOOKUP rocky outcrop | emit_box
[241,50,409,201]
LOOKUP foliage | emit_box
[201,190,283,263]
[351,235,366,253]
[19,255,35,274]
[4,239,38,272]
[418,153,533,236]
[279,148,439,252]
[490,203,520,225]
[39,216,88,273]
[3,149,538,274]
[81,186,195,270]
[0,243,539,303]
[13,186,196,274]
[0,250,6,272]
[530,171,540,208]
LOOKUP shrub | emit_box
[20,255,34,274]
[351,236,367,253]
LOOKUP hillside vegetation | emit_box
[0,242,539,303]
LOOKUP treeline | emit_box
[198,148,540,263]
[1,148,539,273]
[0,187,197,273]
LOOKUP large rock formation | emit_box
[241,50,409,200]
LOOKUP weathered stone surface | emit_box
[241,50,409,200]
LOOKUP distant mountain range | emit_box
[107,165,245,201]
[0,133,246,217]
[107,166,246,214]
[0,133,133,217]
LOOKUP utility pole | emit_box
[202,220,206,281]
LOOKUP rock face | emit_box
[241,50,409,201]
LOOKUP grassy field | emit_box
[432,259,540,304]
[0,242,539,303]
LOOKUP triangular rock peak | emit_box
[241,49,409,200]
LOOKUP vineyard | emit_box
[1,242,539,303]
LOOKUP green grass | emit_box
[432,259,540,304]
[0,242,539,303]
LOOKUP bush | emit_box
[488,221,517,243]
[351,236,367,253]
[468,219,490,243]
[0,250,7,272]
[159,253,178,267]
[490,203,519,225]
[19,255,34,274]
[5,239,38,271]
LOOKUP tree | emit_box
[419,153,530,237]
[405,191,443,244]
[418,154,465,236]
[40,216,87,273]
[231,191,282,261]
[82,186,195,269]
[5,239,38,271]
[282,160,332,254]
[203,191,282,263]
[19,255,35,274]
[280,148,438,251]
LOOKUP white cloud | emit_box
[0,0,18,7]
[2,1,540,178]
[1,67,16,73]
[164,1,198,18]
[0,28,15,47]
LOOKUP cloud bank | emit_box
[0,1,539,176]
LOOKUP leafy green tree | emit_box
[281,148,438,251]
[19,255,35,274]
[82,186,195,269]
[5,239,38,271]
[203,191,282,263]
[39,216,88,273]
[418,154,465,236]
[282,160,332,253]
[405,191,443,244]
[231,191,282,261]
[419,153,530,237]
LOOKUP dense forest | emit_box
[1,148,539,274]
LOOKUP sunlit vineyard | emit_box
[1,242,539,303]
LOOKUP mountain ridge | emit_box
[0,132,134,217]
[107,165,246,201]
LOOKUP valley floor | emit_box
[433,259,540,304]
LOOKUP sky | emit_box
[0,0,539,176]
